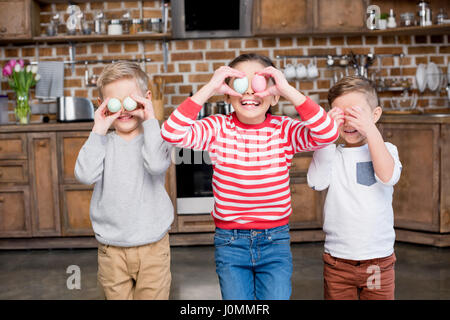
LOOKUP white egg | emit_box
[107,98,121,113]
[233,77,249,94]
[123,96,137,111]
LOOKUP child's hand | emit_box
[192,66,245,105]
[210,66,246,97]
[129,93,155,121]
[92,98,121,136]
[254,66,306,106]
[344,106,378,138]
[328,107,344,127]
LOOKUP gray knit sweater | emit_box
[74,119,174,247]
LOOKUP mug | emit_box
[284,64,296,80]
[307,62,319,79]
[295,63,307,80]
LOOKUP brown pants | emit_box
[97,233,171,300]
[323,252,396,300]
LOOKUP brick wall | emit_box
[1,1,449,122]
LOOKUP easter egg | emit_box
[107,98,121,113]
[251,74,267,92]
[233,77,248,94]
[123,96,137,111]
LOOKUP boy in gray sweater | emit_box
[74,61,174,300]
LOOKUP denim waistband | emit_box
[215,224,289,238]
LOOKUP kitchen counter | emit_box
[1,114,450,134]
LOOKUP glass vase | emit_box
[15,91,30,125]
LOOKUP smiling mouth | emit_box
[118,113,133,121]
[343,129,357,134]
[240,99,261,110]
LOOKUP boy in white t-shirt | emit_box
[307,76,402,300]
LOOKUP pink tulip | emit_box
[8,59,16,69]
[17,59,24,68]
[2,64,12,77]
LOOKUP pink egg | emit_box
[251,74,267,92]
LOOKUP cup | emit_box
[307,62,319,79]
[284,64,296,80]
[295,63,307,80]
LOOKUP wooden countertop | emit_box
[1,114,450,133]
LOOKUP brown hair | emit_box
[328,76,380,109]
[97,61,149,99]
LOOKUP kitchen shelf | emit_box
[364,24,450,36]
[1,32,171,45]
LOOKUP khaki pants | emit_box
[97,233,171,300]
[323,252,396,300]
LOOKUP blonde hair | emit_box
[328,76,380,109]
[97,61,149,99]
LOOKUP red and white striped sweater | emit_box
[161,97,338,229]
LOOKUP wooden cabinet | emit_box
[314,0,367,33]
[0,0,40,40]
[377,118,449,246]
[0,186,31,237]
[379,123,440,232]
[28,133,60,236]
[57,132,93,236]
[253,0,312,35]
[253,0,367,35]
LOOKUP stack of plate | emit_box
[416,64,427,92]
[416,62,444,92]
[426,62,441,91]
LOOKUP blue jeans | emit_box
[214,224,293,300]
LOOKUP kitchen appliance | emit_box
[175,148,214,215]
[56,97,94,122]
[171,0,253,39]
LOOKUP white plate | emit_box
[426,62,440,91]
[416,64,427,93]
[447,62,450,84]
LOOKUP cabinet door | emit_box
[253,0,312,35]
[28,132,61,236]
[289,177,324,229]
[0,186,31,237]
[57,132,90,184]
[441,124,450,233]
[0,0,38,39]
[381,123,440,232]
[314,0,367,33]
[0,133,27,160]
[61,185,94,236]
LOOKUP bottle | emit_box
[387,9,397,28]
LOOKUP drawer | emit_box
[0,160,28,184]
[177,214,215,233]
[0,134,27,159]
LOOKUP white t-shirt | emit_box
[307,143,402,260]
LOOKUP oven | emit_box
[175,147,214,215]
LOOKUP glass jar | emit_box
[108,19,123,35]
[151,18,163,33]
[400,12,415,27]
[130,19,144,34]
[94,12,107,34]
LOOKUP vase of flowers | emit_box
[2,59,40,124]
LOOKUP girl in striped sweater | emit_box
[161,53,338,300]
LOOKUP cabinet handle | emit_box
[0,171,3,177]
[0,27,6,33]
[386,131,393,138]
[281,21,287,27]
[0,196,4,202]
[38,141,47,147]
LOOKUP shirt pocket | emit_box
[356,161,376,187]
